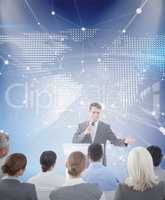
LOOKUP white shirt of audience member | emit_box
[28,169,65,189]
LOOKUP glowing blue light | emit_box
[81,27,86,31]
[4,60,9,65]
[51,11,56,15]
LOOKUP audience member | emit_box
[0,153,38,200]
[114,147,165,200]
[50,151,103,200]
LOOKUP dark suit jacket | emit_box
[72,121,126,165]
[0,178,38,200]
[72,121,126,146]
[114,182,165,200]
[50,183,102,200]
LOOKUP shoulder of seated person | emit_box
[86,183,103,197]
[117,183,130,190]
[158,181,165,188]
[85,183,102,192]
[21,182,36,190]
[22,182,35,186]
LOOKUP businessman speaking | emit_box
[72,102,135,164]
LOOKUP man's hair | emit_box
[40,151,57,172]
[147,145,163,167]
[0,130,9,149]
[88,143,103,162]
[89,102,102,110]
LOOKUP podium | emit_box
[106,142,131,182]
[63,143,91,160]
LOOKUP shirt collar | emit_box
[89,161,103,168]
[154,166,161,171]
[64,177,85,186]
[94,120,99,127]
[2,175,20,181]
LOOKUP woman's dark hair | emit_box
[67,151,86,177]
[40,151,57,172]
[2,153,27,176]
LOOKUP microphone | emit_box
[91,122,95,126]
[89,121,95,126]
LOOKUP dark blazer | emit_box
[0,178,38,200]
[50,183,102,200]
[114,182,165,200]
[72,121,126,165]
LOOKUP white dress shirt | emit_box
[28,170,65,200]
[28,169,65,189]
[91,120,99,142]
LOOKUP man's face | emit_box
[89,107,102,122]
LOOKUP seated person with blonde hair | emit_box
[114,147,165,200]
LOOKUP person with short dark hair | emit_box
[72,102,135,165]
[28,151,65,200]
[50,151,103,200]
[147,145,165,182]
[40,151,57,172]
[82,143,118,191]
[0,153,38,200]
[0,130,10,179]
[88,143,103,161]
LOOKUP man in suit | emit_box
[72,102,135,164]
